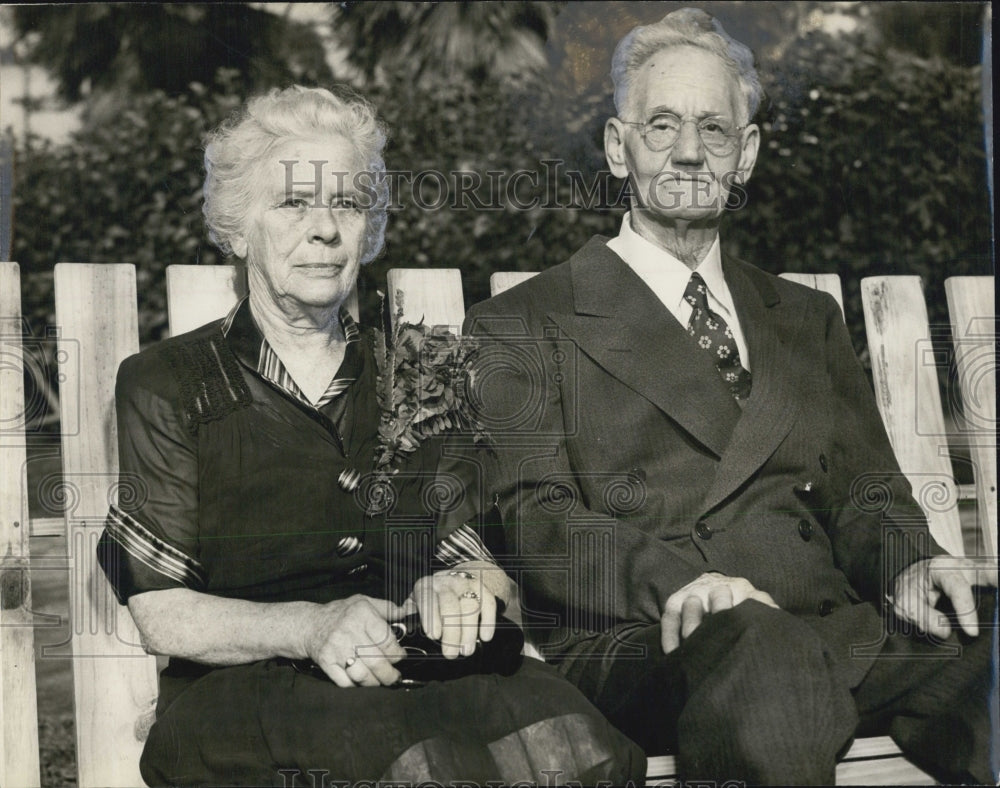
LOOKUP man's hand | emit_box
[661,572,779,654]
[890,556,998,639]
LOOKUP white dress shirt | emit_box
[606,212,751,370]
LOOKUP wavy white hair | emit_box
[611,8,763,125]
[203,85,389,264]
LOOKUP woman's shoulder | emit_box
[116,319,228,400]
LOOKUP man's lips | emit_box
[657,173,716,183]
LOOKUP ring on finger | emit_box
[344,657,357,669]
[449,570,474,579]
[461,590,479,601]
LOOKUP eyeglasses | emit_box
[620,113,746,155]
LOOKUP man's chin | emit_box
[640,205,726,225]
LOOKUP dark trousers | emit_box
[559,596,997,785]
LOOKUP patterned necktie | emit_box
[683,272,752,401]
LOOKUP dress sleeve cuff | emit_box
[433,523,497,568]
[97,505,207,604]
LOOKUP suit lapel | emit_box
[699,257,809,513]
[548,240,740,458]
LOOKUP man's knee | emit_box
[678,602,858,769]
[681,600,832,680]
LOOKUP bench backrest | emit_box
[1,262,993,787]
[0,262,41,788]
[945,277,997,556]
[861,276,968,555]
[53,263,159,787]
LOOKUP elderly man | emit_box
[462,8,996,785]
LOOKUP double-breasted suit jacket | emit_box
[462,236,940,685]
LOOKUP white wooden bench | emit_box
[0,261,994,786]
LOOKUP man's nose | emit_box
[670,119,705,166]
[309,207,341,244]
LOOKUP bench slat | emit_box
[778,272,845,317]
[945,276,997,557]
[386,269,465,329]
[490,271,538,297]
[644,737,933,785]
[166,264,247,336]
[54,263,159,788]
[861,276,965,556]
[0,262,42,788]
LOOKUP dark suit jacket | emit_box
[461,236,941,686]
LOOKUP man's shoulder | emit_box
[725,254,840,312]
[467,235,615,324]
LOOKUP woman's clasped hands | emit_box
[303,562,511,687]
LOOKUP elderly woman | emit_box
[96,85,644,786]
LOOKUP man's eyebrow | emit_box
[646,105,732,119]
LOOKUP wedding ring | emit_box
[449,570,475,579]
[344,657,357,669]
[461,590,479,601]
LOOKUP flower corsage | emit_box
[360,291,490,515]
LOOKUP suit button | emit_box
[798,519,813,541]
[629,467,646,483]
[819,599,835,616]
[695,521,712,540]
[819,453,829,472]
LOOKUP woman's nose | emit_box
[309,207,340,244]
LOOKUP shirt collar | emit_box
[611,212,724,313]
[223,296,357,353]
[221,296,362,408]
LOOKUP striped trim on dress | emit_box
[256,310,361,409]
[104,505,207,590]
[435,524,495,567]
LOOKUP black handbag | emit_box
[391,613,524,687]
[285,613,524,688]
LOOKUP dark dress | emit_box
[97,300,645,787]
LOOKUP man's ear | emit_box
[736,123,760,183]
[604,118,631,179]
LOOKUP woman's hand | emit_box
[302,594,410,687]
[411,561,514,659]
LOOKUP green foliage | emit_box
[9,4,332,102]
[727,33,991,353]
[360,35,990,359]
[12,74,243,340]
[357,73,619,316]
[335,1,561,85]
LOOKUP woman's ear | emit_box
[231,235,248,259]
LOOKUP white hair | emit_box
[611,8,763,125]
[203,85,389,264]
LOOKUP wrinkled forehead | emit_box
[630,45,744,119]
[255,134,367,196]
